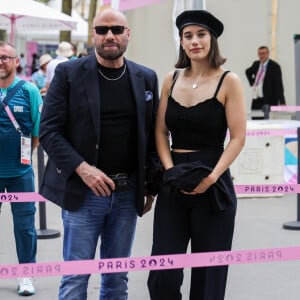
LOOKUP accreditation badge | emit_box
[20,134,31,165]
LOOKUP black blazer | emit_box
[39,54,159,216]
[245,59,285,106]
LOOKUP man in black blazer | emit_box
[245,46,285,119]
[39,8,160,300]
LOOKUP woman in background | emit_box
[31,54,52,97]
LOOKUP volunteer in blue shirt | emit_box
[0,41,43,296]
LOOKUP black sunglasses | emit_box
[94,26,127,35]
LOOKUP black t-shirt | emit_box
[97,64,137,174]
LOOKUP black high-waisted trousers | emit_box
[147,150,236,300]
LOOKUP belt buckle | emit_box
[110,173,129,192]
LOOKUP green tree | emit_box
[60,0,73,42]
[87,0,98,47]
[0,30,6,42]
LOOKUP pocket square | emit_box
[145,91,153,101]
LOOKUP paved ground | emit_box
[1,159,300,299]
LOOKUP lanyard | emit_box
[254,65,265,86]
[0,80,25,134]
[4,105,22,133]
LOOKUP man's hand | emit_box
[143,195,155,215]
[76,161,115,196]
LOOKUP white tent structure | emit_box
[16,9,88,43]
[0,0,77,43]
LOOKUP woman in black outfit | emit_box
[148,10,246,300]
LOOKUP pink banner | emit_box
[103,0,165,11]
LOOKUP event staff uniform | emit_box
[0,77,42,262]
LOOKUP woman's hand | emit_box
[182,173,217,195]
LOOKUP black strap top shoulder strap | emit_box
[213,70,230,98]
[168,69,180,97]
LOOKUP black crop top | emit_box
[165,70,230,150]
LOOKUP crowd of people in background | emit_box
[16,41,89,95]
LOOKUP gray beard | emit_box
[0,72,10,80]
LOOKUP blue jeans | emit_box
[59,179,138,300]
[0,169,37,263]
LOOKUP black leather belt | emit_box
[108,173,129,192]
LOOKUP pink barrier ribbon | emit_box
[246,128,297,136]
[271,105,300,112]
[0,184,300,202]
[234,184,299,194]
[0,192,46,202]
[0,246,299,279]
[225,128,297,138]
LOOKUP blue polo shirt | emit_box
[0,77,43,178]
